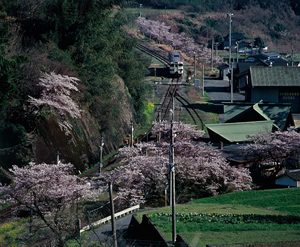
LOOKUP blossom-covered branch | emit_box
[95,122,252,207]
[28,72,82,133]
[135,17,222,64]
[0,162,103,246]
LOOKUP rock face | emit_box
[32,76,133,171]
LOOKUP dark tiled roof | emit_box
[250,66,300,87]
[284,170,300,181]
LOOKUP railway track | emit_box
[136,44,203,127]
[0,205,16,224]
[136,44,170,66]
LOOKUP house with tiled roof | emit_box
[248,66,300,112]
[276,169,300,187]
[245,53,289,66]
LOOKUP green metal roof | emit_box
[250,66,300,87]
[223,102,294,131]
[259,105,293,130]
[253,103,271,121]
[206,121,274,143]
[224,104,253,122]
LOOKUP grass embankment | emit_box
[136,188,300,247]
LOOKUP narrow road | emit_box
[204,79,245,123]
[83,214,133,246]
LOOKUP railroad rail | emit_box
[0,205,16,224]
[136,44,170,66]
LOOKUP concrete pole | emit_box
[55,151,61,165]
[30,193,33,235]
[169,95,176,245]
[211,38,214,71]
[194,52,196,81]
[291,42,294,67]
[158,109,162,142]
[228,13,233,103]
[109,182,117,247]
[202,62,205,96]
[236,42,239,63]
[139,4,142,17]
[99,135,104,175]
[131,121,134,147]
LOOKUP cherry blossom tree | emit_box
[241,130,300,174]
[96,121,252,207]
[135,17,222,64]
[0,162,102,246]
[28,71,81,134]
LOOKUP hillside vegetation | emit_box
[129,0,300,53]
[1,0,300,176]
[0,0,151,175]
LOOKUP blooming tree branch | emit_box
[135,17,222,64]
[28,72,82,134]
[95,122,252,207]
[0,162,103,245]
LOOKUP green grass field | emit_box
[136,188,300,246]
[191,188,300,215]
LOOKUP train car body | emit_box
[169,51,184,77]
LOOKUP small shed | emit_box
[206,120,274,143]
[218,64,229,80]
[223,102,295,131]
[276,170,300,187]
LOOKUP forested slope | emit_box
[0,0,150,177]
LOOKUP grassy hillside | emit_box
[191,188,300,215]
[137,188,300,246]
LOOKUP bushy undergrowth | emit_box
[0,219,27,246]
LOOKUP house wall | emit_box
[278,87,300,113]
[251,87,300,112]
[275,176,298,187]
[251,87,279,104]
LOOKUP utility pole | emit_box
[169,93,176,245]
[236,41,239,63]
[55,151,61,165]
[228,13,233,103]
[109,182,117,247]
[131,121,134,147]
[202,62,205,96]
[99,135,104,175]
[139,4,143,17]
[29,193,33,235]
[211,38,214,71]
[158,109,162,142]
[291,42,294,67]
[76,185,81,247]
[194,52,196,82]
